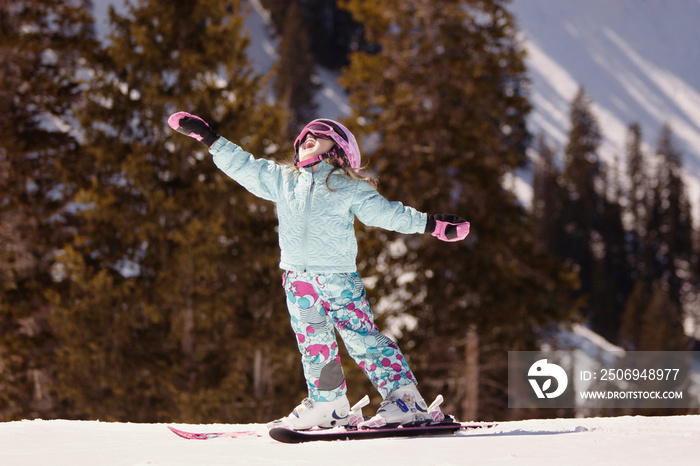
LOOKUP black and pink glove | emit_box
[168,112,220,147]
[425,214,470,242]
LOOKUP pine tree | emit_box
[339,0,576,420]
[301,0,362,70]
[272,0,318,134]
[51,0,297,422]
[561,87,603,268]
[592,170,630,342]
[636,124,693,353]
[652,123,693,305]
[557,87,624,338]
[532,133,566,255]
[625,122,649,279]
[621,124,692,352]
[619,122,655,349]
[0,0,97,420]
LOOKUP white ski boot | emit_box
[267,395,350,430]
[359,383,434,428]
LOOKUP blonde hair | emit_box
[287,147,378,191]
[325,157,378,191]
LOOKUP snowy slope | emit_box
[1,416,698,465]
[509,0,700,206]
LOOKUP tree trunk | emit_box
[462,326,479,420]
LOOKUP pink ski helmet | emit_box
[294,119,361,169]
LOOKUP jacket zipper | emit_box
[301,175,315,272]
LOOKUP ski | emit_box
[169,393,493,443]
[268,421,495,444]
[168,425,262,440]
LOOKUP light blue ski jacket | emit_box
[210,137,428,273]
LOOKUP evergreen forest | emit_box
[1,0,696,423]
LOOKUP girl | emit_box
[168,112,470,430]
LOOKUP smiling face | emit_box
[297,133,336,163]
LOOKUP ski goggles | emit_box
[294,121,346,153]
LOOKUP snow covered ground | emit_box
[1,415,698,465]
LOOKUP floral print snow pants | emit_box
[283,271,416,402]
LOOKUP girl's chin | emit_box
[299,153,319,162]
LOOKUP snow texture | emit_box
[1,416,698,465]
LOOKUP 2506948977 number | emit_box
[599,368,679,381]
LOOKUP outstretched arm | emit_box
[168,111,283,202]
[352,184,470,242]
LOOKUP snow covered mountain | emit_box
[509,0,700,206]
